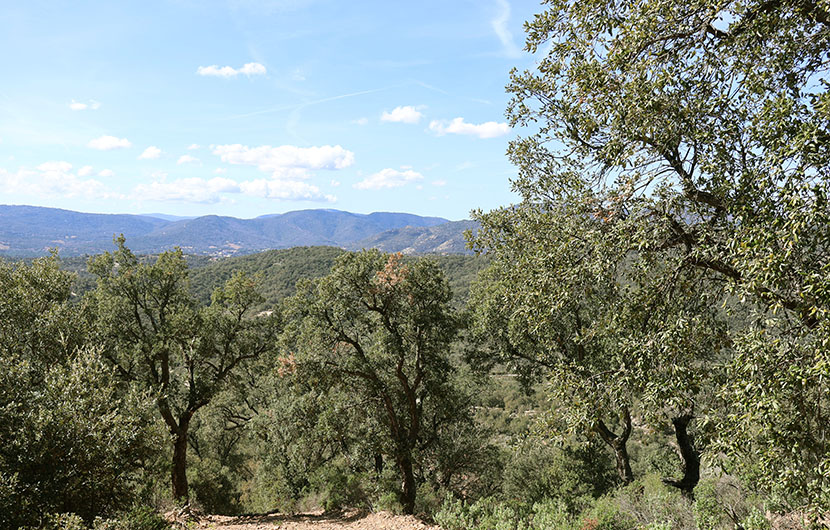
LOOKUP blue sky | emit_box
[0,0,542,220]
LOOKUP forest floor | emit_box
[174,510,439,530]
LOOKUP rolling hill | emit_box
[0,205,452,257]
[349,220,479,255]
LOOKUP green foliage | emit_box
[0,347,161,527]
[189,246,345,310]
[306,461,372,513]
[188,245,487,311]
[474,0,830,512]
[692,479,724,529]
[434,496,573,530]
[30,506,171,530]
[281,249,474,514]
[92,506,171,530]
[0,254,88,365]
[503,437,616,512]
[740,508,772,530]
[88,236,279,500]
[0,255,161,527]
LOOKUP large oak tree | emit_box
[89,237,278,500]
[475,0,828,509]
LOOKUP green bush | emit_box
[188,456,242,515]
[581,495,638,530]
[434,496,530,530]
[693,478,724,529]
[503,437,615,513]
[740,508,771,530]
[612,475,694,530]
[307,464,370,513]
[0,350,161,528]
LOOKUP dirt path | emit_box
[183,510,440,530]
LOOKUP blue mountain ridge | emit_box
[0,205,456,257]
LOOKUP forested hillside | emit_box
[188,246,487,309]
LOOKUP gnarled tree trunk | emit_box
[397,451,417,515]
[596,409,634,484]
[662,414,700,499]
[172,423,190,500]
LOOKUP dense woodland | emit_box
[1,0,829,528]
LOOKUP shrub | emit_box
[0,350,161,528]
[740,508,771,530]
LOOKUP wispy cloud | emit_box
[177,154,201,165]
[381,105,424,124]
[354,168,424,190]
[197,62,267,78]
[491,0,522,58]
[88,135,132,150]
[69,99,100,111]
[226,85,403,120]
[429,117,510,139]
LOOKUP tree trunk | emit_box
[662,414,700,499]
[596,409,634,484]
[172,424,190,501]
[397,452,417,515]
[610,436,634,484]
[374,453,384,476]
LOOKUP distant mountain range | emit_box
[0,205,476,257]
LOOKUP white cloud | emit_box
[187,143,201,150]
[214,167,227,174]
[133,175,334,203]
[78,165,94,177]
[330,179,341,187]
[211,144,355,177]
[88,135,131,150]
[352,117,369,126]
[240,179,335,202]
[134,177,240,204]
[196,65,237,78]
[69,99,101,111]
[429,117,510,139]
[354,168,424,190]
[37,161,73,172]
[432,179,447,187]
[98,169,115,177]
[139,146,162,160]
[239,62,267,75]
[491,0,522,58]
[0,162,118,199]
[177,154,201,165]
[197,62,267,78]
[381,105,424,124]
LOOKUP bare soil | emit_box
[177,510,439,530]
